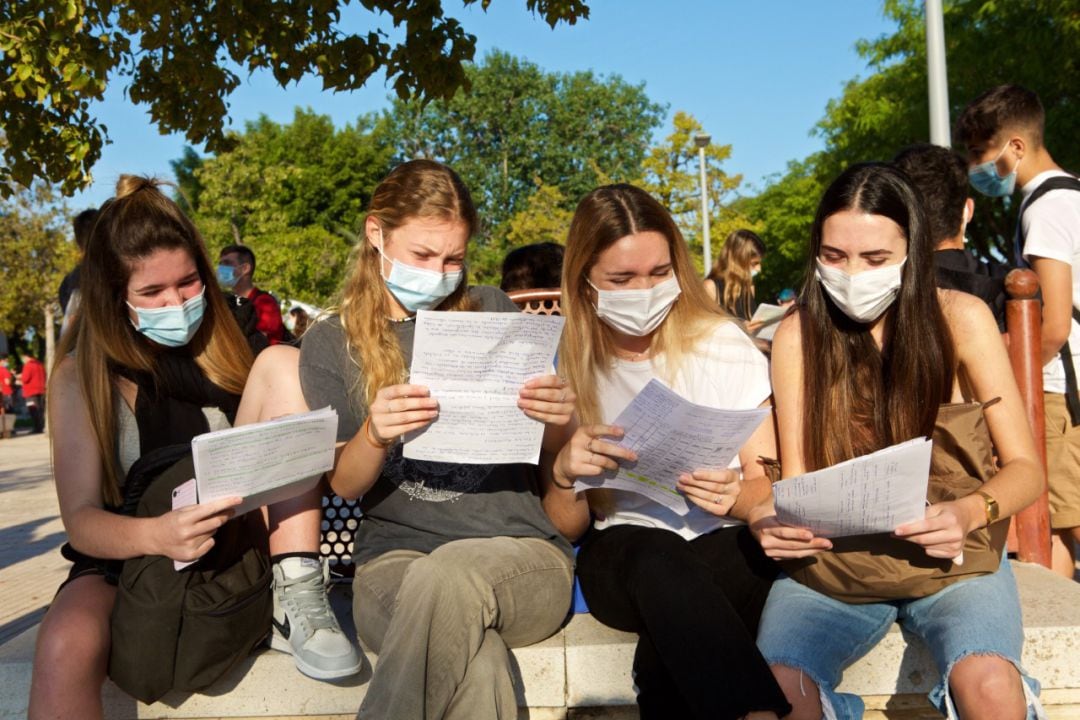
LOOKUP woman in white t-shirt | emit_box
[544,184,790,720]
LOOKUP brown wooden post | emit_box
[1004,269,1053,567]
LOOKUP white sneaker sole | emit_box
[268,631,363,680]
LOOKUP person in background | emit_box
[499,241,565,292]
[288,307,310,339]
[893,143,1009,331]
[544,184,790,720]
[217,244,286,345]
[704,229,766,321]
[956,84,1080,579]
[59,208,101,338]
[0,356,13,439]
[20,353,46,434]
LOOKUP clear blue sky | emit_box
[69,0,899,211]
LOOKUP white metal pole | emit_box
[698,145,711,274]
[926,0,950,147]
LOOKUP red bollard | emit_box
[1005,269,1053,568]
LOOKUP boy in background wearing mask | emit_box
[957,84,1080,578]
[893,143,1010,331]
[217,245,287,346]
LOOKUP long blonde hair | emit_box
[707,229,765,318]
[560,184,729,426]
[338,160,478,408]
[51,176,253,506]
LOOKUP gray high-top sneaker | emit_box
[270,557,362,680]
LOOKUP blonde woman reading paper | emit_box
[543,184,791,720]
[752,163,1044,720]
[252,159,574,720]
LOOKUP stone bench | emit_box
[2,562,1079,719]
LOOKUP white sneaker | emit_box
[269,557,362,680]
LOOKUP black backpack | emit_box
[108,445,272,704]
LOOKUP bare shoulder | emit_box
[253,343,300,373]
[51,354,79,391]
[772,308,803,348]
[936,288,997,344]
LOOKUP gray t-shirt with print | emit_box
[299,285,573,566]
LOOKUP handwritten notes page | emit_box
[191,407,339,516]
[404,311,565,465]
[574,379,769,515]
[772,437,932,537]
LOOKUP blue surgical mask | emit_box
[216,264,237,288]
[127,289,206,347]
[969,142,1021,198]
[377,231,464,312]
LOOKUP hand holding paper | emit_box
[573,379,769,516]
[404,311,564,465]
[771,438,932,538]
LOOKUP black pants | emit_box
[576,524,791,720]
[27,394,44,433]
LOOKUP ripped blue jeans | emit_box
[756,558,1043,719]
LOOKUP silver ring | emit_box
[586,438,594,453]
[559,389,567,403]
[714,494,723,505]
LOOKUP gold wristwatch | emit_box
[975,490,1000,526]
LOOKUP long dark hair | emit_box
[798,163,954,469]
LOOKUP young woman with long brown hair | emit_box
[29,177,357,720]
[752,163,1044,719]
[704,228,766,320]
[543,184,790,720]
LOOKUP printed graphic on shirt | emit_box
[382,444,493,502]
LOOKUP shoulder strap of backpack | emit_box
[1022,175,1080,426]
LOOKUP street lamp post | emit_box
[694,133,712,274]
[925,0,950,147]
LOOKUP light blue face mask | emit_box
[377,231,464,312]
[969,142,1021,198]
[127,289,206,347]
[216,264,237,288]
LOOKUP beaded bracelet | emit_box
[362,416,393,450]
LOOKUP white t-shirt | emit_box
[592,321,772,540]
[1020,169,1080,394]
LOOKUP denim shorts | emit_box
[756,558,1044,719]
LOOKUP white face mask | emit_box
[589,274,681,337]
[814,258,906,324]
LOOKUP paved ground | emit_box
[0,432,67,646]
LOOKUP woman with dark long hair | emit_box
[752,163,1044,719]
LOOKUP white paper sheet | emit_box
[404,311,565,465]
[191,406,338,517]
[772,437,932,537]
[750,303,787,341]
[574,379,770,515]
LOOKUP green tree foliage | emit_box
[384,51,664,238]
[191,108,395,305]
[638,111,752,273]
[744,0,1080,293]
[470,181,574,286]
[0,0,590,196]
[0,181,77,337]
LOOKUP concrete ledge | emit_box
[2,561,1079,719]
